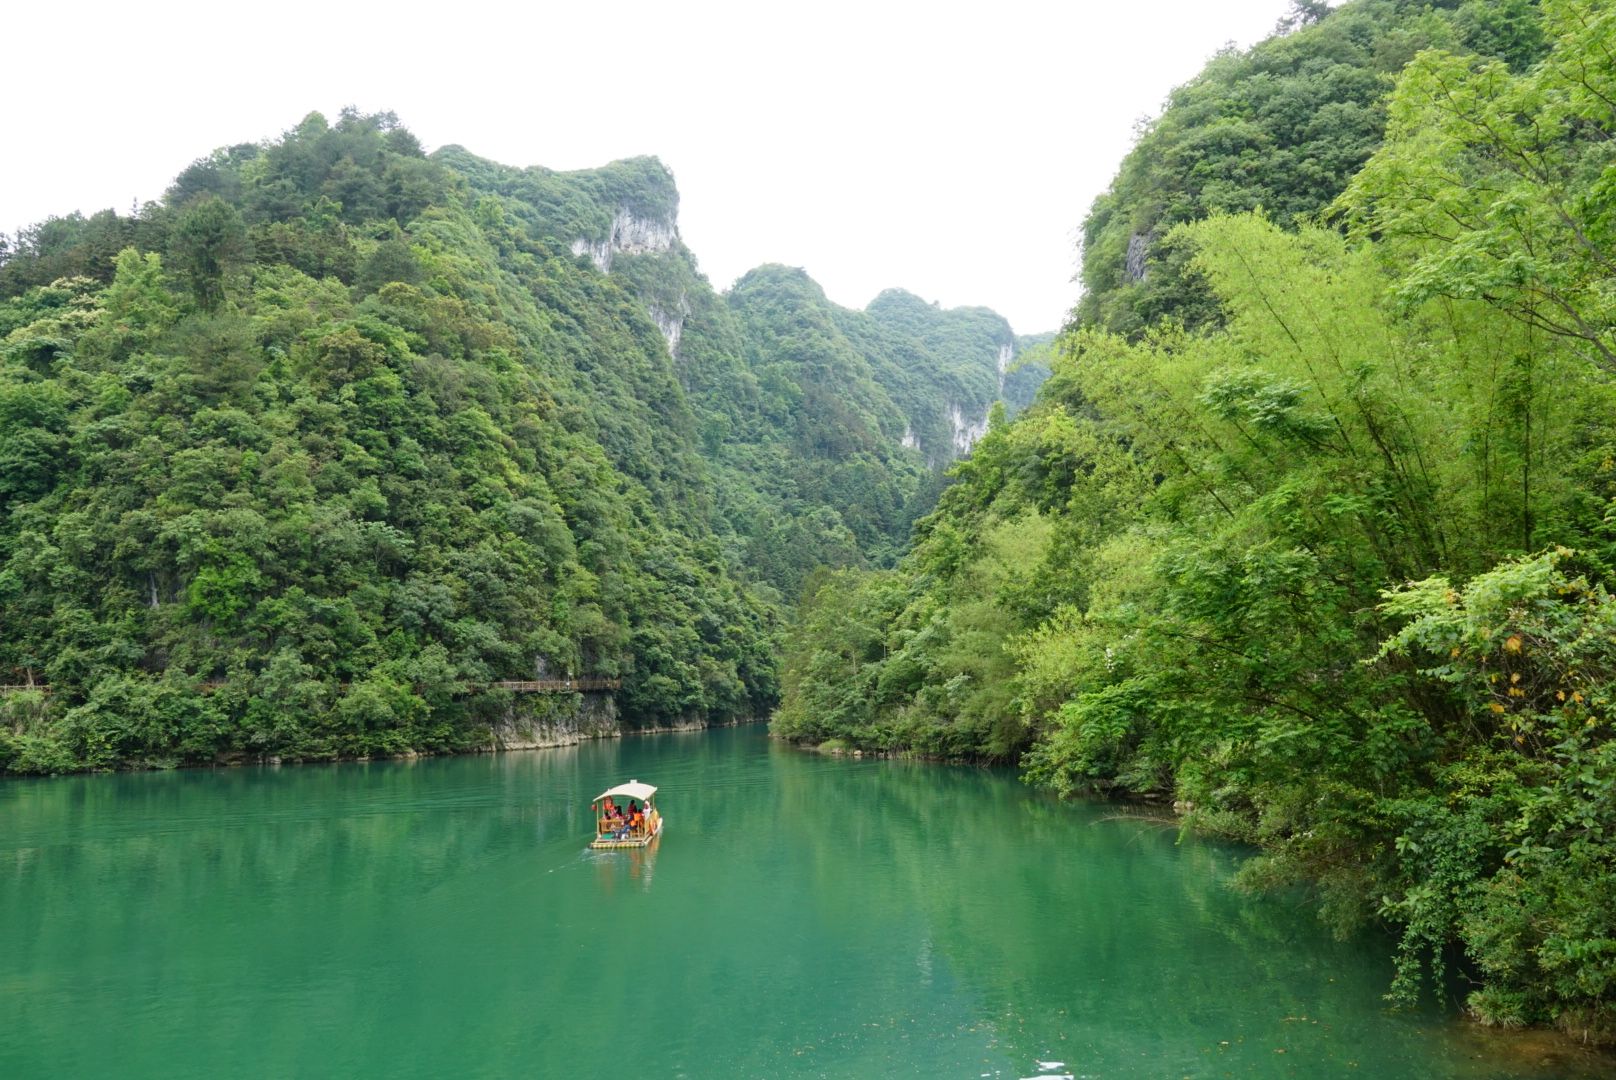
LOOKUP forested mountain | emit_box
[776,0,1616,1042]
[433,146,1048,599]
[0,110,1042,773]
[1078,0,1547,336]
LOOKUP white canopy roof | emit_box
[594,780,656,803]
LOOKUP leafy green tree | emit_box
[168,196,247,310]
[1375,550,1616,1031]
[1338,0,1616,372]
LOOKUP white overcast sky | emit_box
[3,0,1299,335]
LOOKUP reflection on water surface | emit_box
[0,727,1608,1078]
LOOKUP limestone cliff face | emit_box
[568,199,689,360]
[488,691,618,750]
[485,691,761,750]
[569,207,678,273]
[943,343,1016,454]
[646,295,692,359]
[433,148,693,362]
[1125,231,1152,283]
[860,289,1041,463]
[948,401,991,454]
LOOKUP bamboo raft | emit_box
[590,780,664,849]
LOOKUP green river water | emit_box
[1,725,1608,1079]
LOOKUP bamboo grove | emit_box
[773,0,1616,1037]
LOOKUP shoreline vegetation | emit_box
[4,0,1614,1057]
[771,0,1616,1048]
[0,695,764,775]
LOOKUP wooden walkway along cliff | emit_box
[474,678,622,692]
[0,678,622,696]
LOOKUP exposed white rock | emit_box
[949,401,992,454]
[571,207,677,273]
[569,236,610,269]
[901,424,919,451]
[610,208,676,256]
[997,343,1012,394]
[647,293,691,360]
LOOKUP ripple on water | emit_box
[1,727,1612,1080]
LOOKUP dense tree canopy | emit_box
[0,112,777,769]
[16,0,1614,1049]
[0,108,1044,772]
[1076,0,1552,337]
[776,0,1616,1041]
[433,146,1048,601]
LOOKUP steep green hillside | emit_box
[776,0,1616,1040]
[713,277,1048,597]
[1077,0,1547,336]
[0,109,1046,772]
[719,265,926,594]
[440,146,1047,600]
[0,111,778,770]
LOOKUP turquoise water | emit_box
[0,726,1606,1078]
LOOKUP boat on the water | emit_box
[590,780,663,849]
